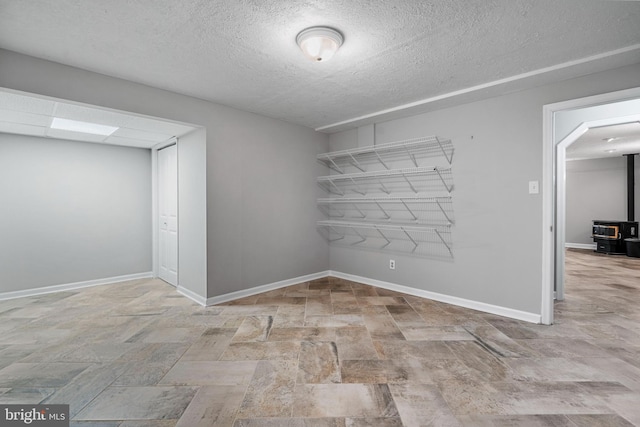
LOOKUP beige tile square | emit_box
[297,341,341,384]
[159,360,258,385]
[236,360,297,418]
[75,386,197,420]
[221,342,301,361]
[176,385,246,427]
[0,362,90,388]
[292,384,398,418]
[390,383,461,426]
[335,327,378,360]
[232,316,273,342]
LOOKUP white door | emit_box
[158,144,178,286]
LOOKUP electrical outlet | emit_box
[389,259,396,270]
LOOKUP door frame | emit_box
[152,137,178,282]
[541,87,640,325]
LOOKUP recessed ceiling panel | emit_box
[0,92,56,116]
[0,122,46,137]
[0,90,198,148]
[53,103,146,129]
[45,128,108,143]
[0,108,51,126]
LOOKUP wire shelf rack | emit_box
[317,195,454,225]
[317,167,453,196]
[317,135,455,257]
[317,220,453,257]
[317,136,454,174]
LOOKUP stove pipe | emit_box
[625,154,637,222]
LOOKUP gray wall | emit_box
[177,128,207,297]
[566,157,640,245]
[0,49,330,300]
[0,133,151,292]
[329,62,640,315]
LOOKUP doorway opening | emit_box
[0,87,201,298]
[542,87,640,325]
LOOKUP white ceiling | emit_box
[0,1,639,132]
[0,90,196,148]
[567,122,640,161]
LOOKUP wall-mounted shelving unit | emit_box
[317,135,455,257]
[317,195,454,225]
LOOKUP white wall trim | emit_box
[0,272,153,301]
[176,285,207,306]
[151,146,159,279]
[565,243,596,250]
[330,271,542,324]
[541,103,556,325]
[205,271,331,306]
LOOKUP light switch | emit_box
[529,180,539,194]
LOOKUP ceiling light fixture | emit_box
[603,137,619,143]
[296,26,343,62]
[605,149,617,153]
[51,117,119,136]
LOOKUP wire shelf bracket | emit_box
[351,226,367,245]
[434,167,453,193]
[435,137,453,165]
[435,199,453,225]
[434,228,453,255]
[374,201,391,219]
[328,225,345,243]
[401,226,419,253]
[374,225,392,249]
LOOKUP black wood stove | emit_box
[592,220,639,254]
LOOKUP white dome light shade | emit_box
[296,27,343,62]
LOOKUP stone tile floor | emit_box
[0,249,639,426]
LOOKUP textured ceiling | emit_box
[568,122,640,161]
[0,0,639,132]
[0,90,196,148]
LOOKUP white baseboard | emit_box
[1,269,542,324]
[565,242,596,250]
[329,271,542,324]
[0,272,154,301]
[204,269,541,323]
[206,271,331,306]
[177,285,207,306]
